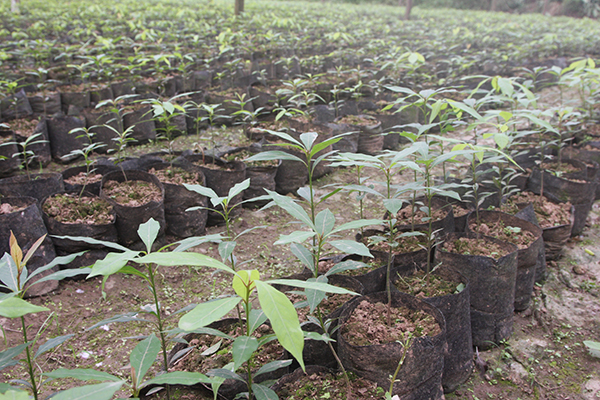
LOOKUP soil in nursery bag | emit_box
[392,268,473,393]
[272,365,383,400]
[46,114,88,162]
[393,196,455,235]
[438,233,518,349]
[332,115,384,155]
[100,170,166,250]
[146,162,208,238]
[527,166,596,236]
[337,291,446,400]
[61,164,118,196]
[42,192,118,267]
[0,196,58,296]
[168,319,289,400]
[467,210,543,312]
[8,118,52,167]
[0,172,64,203]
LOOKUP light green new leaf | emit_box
[274,231,316,245]
[138,218,160,254]
[141,371,214,388]
[494,133,510,150]
[179,297,241,331]
[232,336,259,370]
[130,334,161,387]
[255,281,304,371]
[0,389,30,400]
[88,250,140,278]
[51,381,125,400]
[330,240,373,258]
[0,297,49,318]
[44,368,122,382]
[135,252,234,274]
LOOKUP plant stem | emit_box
[316,309,352,400]
[147,264,171,400]
[21,316,38,400]
[388,334,412,396]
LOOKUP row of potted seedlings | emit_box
[2,77,599,398]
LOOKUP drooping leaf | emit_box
[253,383,279,400]
[137,218,160,254]
[290,243,314,271]
[135,252,234,274]
[254,359,293,379]
[264,189,315,230]
[141,371,214,388]
[44,368,122,382]
[130,334,161,388]
[206,368,244,382]
[255,281,304,371]
[50,381,125,400]
[0,297,49,318]
[179,297,241,331]
[266,279,359,295]
[33,267,92,285]
[218,241,236,264]
[0,343,28,371]
[305,276,328,313]
[34,334,74,359]
[50,236,130,252]
[248,309,268,335]
[326,260,369,276]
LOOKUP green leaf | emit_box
[130,334,161,387]
[329,241,372,258]
[246,151,304,164]
[0,389,30,400]
[179,297,241,331]
[35,334,74,359]
[254,359,293,378]
[331,219,381,235]
[299,131,318,151]
[584,341,600,358]
[266,279,359,295]
[0,254,18,293]
[141,371,214,388]
[255,281,305,371]
[232,270,259,301]
[315,209,335,236]
[0,297,49,318]
[34,267,92,285]
[228,179,250,201]
[264,189,315,230]
[0,343,28,371]
[274,231,316,245]
[138,218,160,254]
[305,276,327,313]
[326,260,369,276]
[383,199,405,216]
[248,309,268,335]
[135,253,234,274]
[183,184,218,199]
[207,368,244,382]
[88,251,140,278]
[218,241,236,263]
[50,236,130,252]
[493,133,510,150]
[50,381,125,400]
[290,243,314,271]
[232,336,258,370]
[44,368,122,382]
[253,383,279,400]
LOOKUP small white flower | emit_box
[76,289,84,294]
[100,324,110,331]
[78,351,92,359]
[95,362,103,367]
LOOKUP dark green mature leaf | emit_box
[179,297,241,331]
[0,343,28,371]
[141,371,214,388]
[253,383,279,400]
[50,381,125,400]
[248,309,268,335]
[326,260,369,276]
[130,334,161,387]
[232,336,258,370]
[264,189,314,230]
[44,368,122,382]
[86,312,150,331]
[35,334,74,359]
[218,241,236,264]
[254,360,292,378]
[290,243,314,271]
[255,281,305,371]
[206,368,244,382]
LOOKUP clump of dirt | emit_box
[366,231,426,253]
[393,269,463,298]
[102,179,162,206]
[503,191,572,228]
[275,370,382,400]
[395,204,448,226]
[0,203,25,214]
[43,193,114,224]
[148,167,200,185]
[442,237,511,259]
[341,300,440,346]
[541,161,582,174]
[7,118,39,137]
[469,219,536,250]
